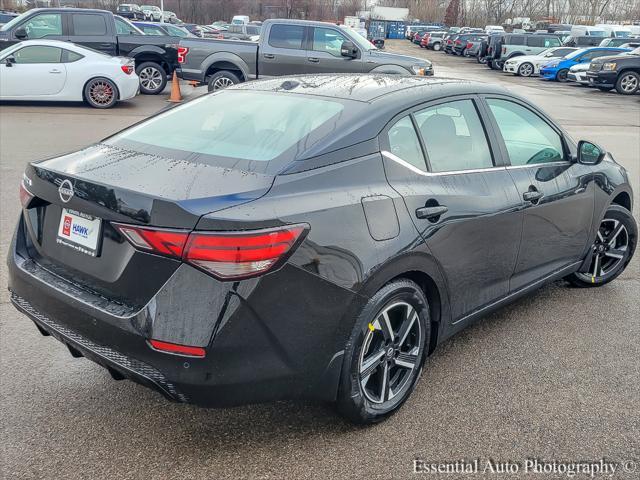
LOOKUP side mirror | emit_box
[14,26,27,39]
[4,56,15,67]
[340,40,358,58]
[577,140,606,165]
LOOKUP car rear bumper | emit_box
[118,75,140,100]
[7,214,363,407]
[586,71,616,87]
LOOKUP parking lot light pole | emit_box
[160,0,164,23]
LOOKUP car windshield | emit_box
[340,26,375,51]
[615,31,630,38]
[108,90,347,164]
[0,11,27,31]
[541,48,560,57]
[566,48,586,59]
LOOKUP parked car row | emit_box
[407,26,640,95]
[116,3,180,24]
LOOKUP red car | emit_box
[420,33,431,48]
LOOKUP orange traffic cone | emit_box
[168,70,182,103]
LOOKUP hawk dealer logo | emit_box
[62,215,73,237]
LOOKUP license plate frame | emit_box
[56,208,102,257]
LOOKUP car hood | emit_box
[365,49,432,68]
[590,53,635,64]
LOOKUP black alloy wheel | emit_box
[567,205,636,287]
[337,280,430,424]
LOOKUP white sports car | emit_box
[0,40,139,108]
[503,47,578,77]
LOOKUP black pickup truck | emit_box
[177,19,433,91]
[0,8,179,94]
[587,46,640,95]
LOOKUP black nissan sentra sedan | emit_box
[8,75,636,423]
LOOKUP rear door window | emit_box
[268,24,305,49]
[72,14,107,36]
[508,35,526,45]
[414,100,494,173]
[387,117,426,171]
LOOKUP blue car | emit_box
[540,47,630,81]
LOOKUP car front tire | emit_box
[556,68,569,82]
[566,205,636,288]
[615,71,640,95]
[336,279,430,424]
[433,42,441,51]
[517,62,534,77]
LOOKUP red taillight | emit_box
[149,339,205,358]
[455,39,461,44]
[183,225,307,280]
[177,46,189,64]
[466,42,473,49]
[114,224,189,257]
[19,178,33,208]
[121,64,134,75]
[113,223,307,280]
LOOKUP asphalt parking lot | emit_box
[1,40,639,480]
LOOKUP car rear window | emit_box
[108,90,346,166]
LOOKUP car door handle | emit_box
[416,205,448,220]
[263,53,275,59]
[99,42,113,48]
[49,69,62,74]
[307,57,319,63]
[523,188,543,204]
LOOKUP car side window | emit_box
[545,37,561,47]
[313,27,349,57]
[387,117,427,171]
[268,24,305,49]
[72,14,107,36]
[527,36,545,47]
[20,13,62,39]
[62,49,83,62]
[487,99,565,166]
[414,100,493,173]
[12,45,63,63]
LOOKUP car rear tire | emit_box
[207,70,241,91]
[136,62,167,95]
[518,62,534,77]
[556,68,569,82]
[433,42,441,51]
[566,205,636,288]
[615,71,640,95]
[336,279,430,424]
[84,77,118,109]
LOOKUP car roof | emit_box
[233,74,506,104]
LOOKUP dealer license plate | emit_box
[56,208,102,257]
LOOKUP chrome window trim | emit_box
[381,150,506,176]
[382,151,573,176]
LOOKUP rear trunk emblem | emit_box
[58,179,74,203]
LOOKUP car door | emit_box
[68,12,117,56]
[0,45,67,98]
[306,26,363,73]
[381,97,523,322]
[259,23,309,77]
[483,96,593,291]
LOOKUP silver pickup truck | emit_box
[177,18,434,91]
